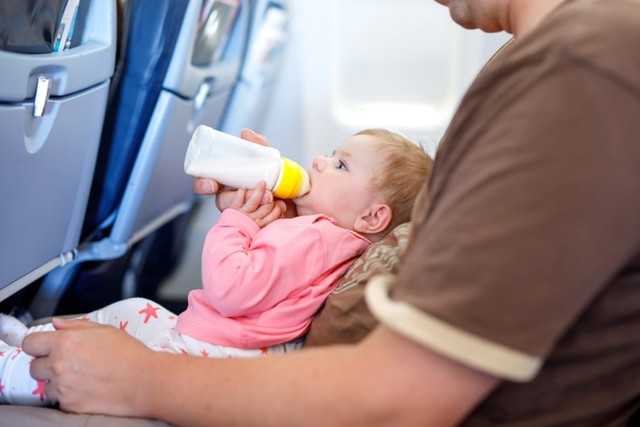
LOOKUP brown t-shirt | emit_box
[366,0,640,425]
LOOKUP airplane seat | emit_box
[220,0,289,136]
[28,0,253,318]
[0,0,117,307]
[81,0,191,237]
[44,0,192,315]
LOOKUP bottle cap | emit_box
[274,157,311,198]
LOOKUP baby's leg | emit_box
[86,297,178,343]
[150,330,305,358]
[0,322,55,406]
[0,298,177,406]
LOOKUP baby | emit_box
[0,128,433,405]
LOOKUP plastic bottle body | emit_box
[184,125,310,198]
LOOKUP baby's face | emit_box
[293,134,386,230]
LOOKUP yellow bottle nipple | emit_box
[274,157,311,199]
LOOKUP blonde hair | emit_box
[354,128,433,231]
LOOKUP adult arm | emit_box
[24,318,498,427]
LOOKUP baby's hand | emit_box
[231,181,286,228]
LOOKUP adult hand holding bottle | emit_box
[192,128,296,218]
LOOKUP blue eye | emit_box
[336,160,347,171]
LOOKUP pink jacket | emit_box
[176,209,370,348]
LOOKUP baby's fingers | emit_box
[230,187,247,211]
[264,201,286,225]
[242,181,267,213]
[253,200,286,228]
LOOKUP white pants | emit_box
[0,298,302,406]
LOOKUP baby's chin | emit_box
[292,199,314,216]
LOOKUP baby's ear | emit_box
[354,203,392,236]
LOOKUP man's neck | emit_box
[510,0,568,37]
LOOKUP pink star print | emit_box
[201,350,209,357]
[260,347,269,355]
[119,320,129,331]
[32,380,47,401]
[138,303,160,324]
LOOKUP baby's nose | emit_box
[312,156,325,172]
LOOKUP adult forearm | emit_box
[25,320,496,426]
[142,345,370,426]
[141,327,497,427]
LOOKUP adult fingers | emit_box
[51,317,99,330]
[240,128,270,147]
[29,351,53,383]
[24,319,103,380]
[215,189,236,211]
[22,330,56,358]
[193,177,221,195]
[24,319,105,368]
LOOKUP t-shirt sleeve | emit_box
[367,48,640,381]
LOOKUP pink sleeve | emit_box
[200,210,328,317]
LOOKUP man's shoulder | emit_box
[544,0,640,64]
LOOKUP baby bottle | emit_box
[184,125,311,199]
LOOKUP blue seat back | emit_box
[83,0,190,235]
